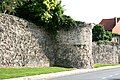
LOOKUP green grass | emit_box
[0,67,72,79]
[93,64,120,68]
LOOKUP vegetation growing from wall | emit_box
[92,25,112,42]
[0,0,24,14]
[0,0,82,37]
[112,33,120,37]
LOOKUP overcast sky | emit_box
[62,0,120,24]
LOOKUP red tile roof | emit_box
[99,18,120,31]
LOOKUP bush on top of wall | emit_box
[92,25,112,42]
[0,0,84,37]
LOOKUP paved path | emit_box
[50,68,120,80]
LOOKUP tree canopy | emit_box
[0,0,78,36]
[92,25,112,41]
[0,0,24,14]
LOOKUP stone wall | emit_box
[0,14,55,67]
[92,42,120,64]
[55,24,94,68]
[1,13,120,69]
[0,14,93,68]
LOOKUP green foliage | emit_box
[92,25,105,41]
[94,64,120,68]
[14,0,78,36]
[112,33,120,37]
[104,30,112,41]
[0,67,72,79]
[0,0,24,14]
[96,40,112,45]
[92,25,113,41]
[15,0,59,25]
[0,0,82,37]
[60,15,77,31]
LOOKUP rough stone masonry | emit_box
[0,14,55,67]
[55,24,94,68]
[92,42,120,64]
[0,13,94,68]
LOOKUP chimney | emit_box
[115,17,117,25]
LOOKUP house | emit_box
[99,17,120,34]
[99,17,120,43]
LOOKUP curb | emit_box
[4,66,120,80]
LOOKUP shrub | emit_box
[0,0,83,37]
[92,25,105,41]
[92,25,112,41]
[104,30,112,41]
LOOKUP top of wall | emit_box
[0,13,93,45]
[57,23,93,45]
[0,13,40,29]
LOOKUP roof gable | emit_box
[99,18,120,31]
[112,20,120,35]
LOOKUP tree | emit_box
[92,25,105,41]
[0,0,24,14]
[92,25,113,41]
[15,0,76,35]
[15,0,62,25]
[0,0,78,36]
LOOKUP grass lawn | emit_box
[0,67,72,79]
[93,64,120,68]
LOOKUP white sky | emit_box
[62,0,120,24]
